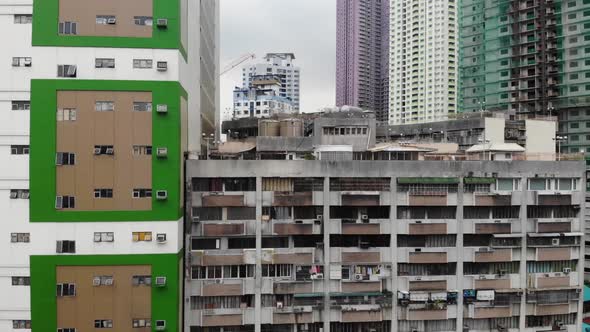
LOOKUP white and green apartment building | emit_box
[0,0,218,331]
[388,0,459,125]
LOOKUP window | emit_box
[12,320,31,329]
[55,196,75,209]
[133,189,152,198]
[571,73,579,79]
[58,329,76,332]
[262,264,293,277]
[56,240,76,253]
[94,232,114,242]
[56,283,76,296]
[132,319,151,328]
[133,145,152,155]
[134,16,153,26]
[14,14,32,24]
[571,122,580,129]
[94,189,113,198]
[95,101,114,112]
[497,178,518,191]
[529,178,548,190]
[93,275,114,286]
[96,15,116,25]
[132,275,152,286]
[133,59,153,69]
[11,145,29,155]
[56,152,76,166]
[190,265,255,279]
[10,189,29,199]
[11,233,30,243]
[12,57,31,67]
[558,178,577,190]
[57,65,77,77]
[58,21,77,34]
[133,102,152,112]
[57,108,77,121]
[95,58,115,68]
[12,277,30,286]
[11,101,30,111]
[132,232,152,242]
[94,145,115,155]
[571,135,579,141]
[94,320,113,328]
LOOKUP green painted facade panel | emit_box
[30,253,181,332]
[30,80,186,222]
[32,0,187,59]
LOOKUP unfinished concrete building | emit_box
[184,160,585,332]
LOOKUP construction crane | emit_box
[220,53,256,77]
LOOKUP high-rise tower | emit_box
[336,0,390,123]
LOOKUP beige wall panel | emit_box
[56,91,152,211]
[59,0,153,37]
[57,265,151,330]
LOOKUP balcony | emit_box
[398,219,457,235]
[192,250,247,266]
[533,219,575,233]
[465,304,518,319]
[463,274,520,290]
[462,219,521,234]
[399,248,455,264]
[200,222,251,237]
[399,303,457,320]
[463,192,516,206]
[200,193,249,207]
[464,248,520,263]
[271,306,316,324]
[264,220,321,236]
[528,247,579,261]
[527,272,579,289]
[339,280,382,293]
[329,191,390,206]
[188,279,253,296]
[264,248,316,265]
[198,308,248,327]
[270,191,316,206]
[331,248,389,264]
[272,279,324,294]
[525,191,583,206]
[330,219,390,235]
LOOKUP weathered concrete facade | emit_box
[185,160,585,332]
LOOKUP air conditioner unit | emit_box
[155,276,167,287]
[556,321,564,328]
[24,58,32,66]
[315,273,324,279]
[104,277,114,286]
[551,238,560,246]
[353,274,364,281]
[157,61,168,71]
[361,214,369,221]
[107,18,116,24]
[21,191,30,199]
[155,320,166,331]
[9,191,18,199]
[156,19,168,28]
[563,267,571,274]
[192,216,200,223]
[499,270,507,276]
[156,147,168,158]
[156,104,168,113]
[92,277,101,286]
[94,147,102,155]
[105,147,114,155]
[295,220,303,224]
[479,275,487,280]
[478,247,490,253]
[276,301,284,309]
[317,214,323,221]
[156,233,167,243]
[156,190,168,200]
[359,241,370,249]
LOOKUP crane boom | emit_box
[220,53,256,77]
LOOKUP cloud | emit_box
[220,0,336,116]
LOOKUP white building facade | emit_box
[242,53,300,111]
[388,0,458,125]
[0,0,219,331]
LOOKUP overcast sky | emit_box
[220,0,336,117]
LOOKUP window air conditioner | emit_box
[156,19,168,28]
[156,190,168,200]
[21,191,29,199]
[104,277,114,286]
[156,104,168,113]
[155,276,166,286]
[55,196,63,209]
[92,277,101,286]
[107,18,116,24]
[276,301,284,309]
[156,147,168,158]
[563,267,571,274]
[155,320,166,331]
[551,238,560,246]
[316,214,323,221]
[94,147,102,155]
[157,61,168,71]
[10,191,18,199]
[353,274,364,281]
[156,233,167,243]
[105,147,114,155]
